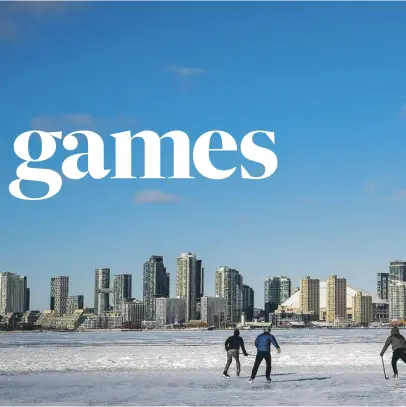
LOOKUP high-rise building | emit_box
[264,276,291,320]
[264,277,280,316]
[155,297,186,325]
[24,287,30,312]
[122,299,144,328]
[165,272,170,298]
[280,277,292,304]
[389,261,406,285]
[326,275,347,323]
[300,276,320,315]
[352,291,372,326]
[176,252,204,322]
[215,266,243,324]
[67,295,84,314]
[113,274,132,313]
[373,301,389,323]
[143,256,169,321]
[388,261,406,321]
[377,273,389,300]
[20,276,30,312]
[0,272,27,315]
[196,260,204,299]
[242,284,254,321]
[21,276,29,312]
[389,282,406,321]
[94,268,110,315]
[200,296,225,328]
[50,276,69,315]
[195,260,204,318]
[236,273,243,321]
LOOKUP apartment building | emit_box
[113,274,132,314]
[352,291,373,326]
[264,276,291,319]
[155,297,186,325]
[0,272,27,315]
[215,266,243,324]
[300,276,320,315]
[389,282,406,321]
[242,284,254,321]
[143,256,169,321]
[326,275,347,323]
[176,252,203,322]
[377,273,389,300]
[200,296,225,328]
[67,295,84,314]
[50,276,69,315]
[122,299,144,328]
[94,268,110,315]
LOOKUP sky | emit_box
[1,1,406,311]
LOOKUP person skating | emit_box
[380,326,406,380]
[249,326,281,383]
[223,329,248,378]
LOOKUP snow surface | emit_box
[0,329,406,405]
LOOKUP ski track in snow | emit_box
[0,329,406,405]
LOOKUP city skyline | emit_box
[2,259,402,330]
[0,255,401,312]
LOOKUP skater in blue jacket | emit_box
[249,326,281,383]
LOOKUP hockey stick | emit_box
[381,356,389,379]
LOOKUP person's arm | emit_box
[225,337,230,351]
[380,337,392,356]
[255,335,259,349]
[240,338,248,356]
[270,335,281,352]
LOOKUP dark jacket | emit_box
[255,332,280,353]
[225,330,247,354]
[381,327,406,355]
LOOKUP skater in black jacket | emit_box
[223,329,248,378]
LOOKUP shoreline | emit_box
[0,326,392,334]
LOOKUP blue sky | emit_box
[1,1,406,310]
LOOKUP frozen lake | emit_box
[0,328,406,405]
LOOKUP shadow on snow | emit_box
[238,373,295,379]
[272,377,330,383]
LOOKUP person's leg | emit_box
[264,352,272,379]
[391,350,400,376]
[233,350,241,375]
[399,348,406,366]
[224,350,233,374]
[250,352,264,380]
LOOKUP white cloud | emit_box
[387,189,406,201]
[31,114,97,130]
[5,2,71,16]
[398,104,406,119]
[30,113,136,132]
[0,2,83,41]
[0,18,18,41]
[168,65,207,78]
[364,179,380,193]
[134,190,181,204]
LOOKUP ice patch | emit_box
[0,329,405,405]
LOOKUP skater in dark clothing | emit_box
[223,329,248,378]
[380,326,406,380]
[249,326,281,383]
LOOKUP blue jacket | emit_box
[255,332,280,352]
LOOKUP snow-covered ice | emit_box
[0,329,406,405]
